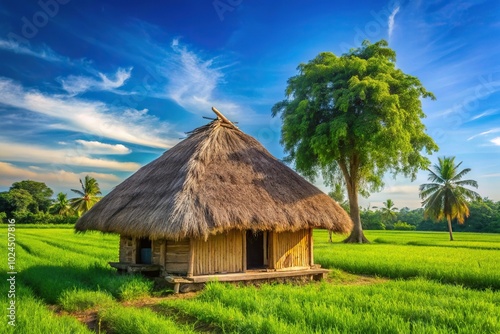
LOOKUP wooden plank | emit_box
[242,230,247,272]
[187,239,194,277]
[191,268,329,283]
[309,228,314,266]
[166,253,189,263]
[165,262,189,273]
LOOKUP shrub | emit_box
[393,221,416,231]
[59,289,115,312]
[118,277,153,301]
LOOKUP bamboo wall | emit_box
[164,239,189,274]
[270,229,310,269]
[192,230,244,275]
[119,235,136,263]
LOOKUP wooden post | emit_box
[263,231,268,266]
[242,230,247,272]
[308,229,314,266]
[159,240,166,267]
[212,106,239,129]
[270,231,277,269]
[132,238,137,264]
[187,239,195,277]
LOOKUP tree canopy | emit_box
[272,40,438,242]
[10,180,53,212]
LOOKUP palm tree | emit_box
[419,156,481,241]
[70,176,102,216]
[375,199,399,223]
[49,192,73,216]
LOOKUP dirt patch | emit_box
[325,270,388,286]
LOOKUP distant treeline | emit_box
[361,199,500,233]
[0,178,101,224]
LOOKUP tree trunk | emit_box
[447,216,454,241]
[343,182,369,243]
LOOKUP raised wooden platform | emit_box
[109,262,329,293]
[164,267,329,293]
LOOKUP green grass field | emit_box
[1,226,499,333]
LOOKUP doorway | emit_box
[246,231,267,269]
[136,238,152,264]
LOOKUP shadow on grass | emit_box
[18,264,153,304]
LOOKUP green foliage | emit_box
[118,277,154,301]
[99,304,196,334]
[360,210,386,230]
[11,180,54,212]
[272,39,438,242]
[3,227,500,334]
[393,221,416,231]
[164,279,500,334]
[8,211,78,224]
[318,230,500,289]
[70,175,102,216]
[420,156,481,223]
[0,285,92,334]
[50,192,74,216]
[58,289,114,312]
[420,156,481,240]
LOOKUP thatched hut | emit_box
[76,108,351,290]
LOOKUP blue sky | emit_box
[0,0,499,209]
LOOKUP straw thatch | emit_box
[75,109,352,240]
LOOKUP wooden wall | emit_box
[192,230,244,276]
[119,235,136,263]
[164,239,189,275]
[270,229,310,269]
[151,239,165,267]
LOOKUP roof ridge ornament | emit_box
[212,106,239,130]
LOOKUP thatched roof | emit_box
[75,108,352,240]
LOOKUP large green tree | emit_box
[272,40,438,243]
[10,180,53,212]
[70,176,102,216]
[419,156,481,241]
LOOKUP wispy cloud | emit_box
[0,39,66,62]
[75,140,131,155]
[161,39,242,119]
[469,108,499,121]
[388,5,400,39]
[60,67,133,95]
[0,162,120,192]
[491,137,500,146]
[468,128,500,140]
[0,77,179,149]
[0,141,140,171]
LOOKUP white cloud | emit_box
[470,109,499,121]
[388,6,400,39]
[0,39,66,62]
[162,40,243,119]
[0,77,179,149]
[60,67,133,95]
[75,140,131,155]
[0,141,140,171]
[491,137,500,146]
[468,128,500,140]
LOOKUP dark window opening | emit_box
[136,238,152,264]
[246,231,267,269]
